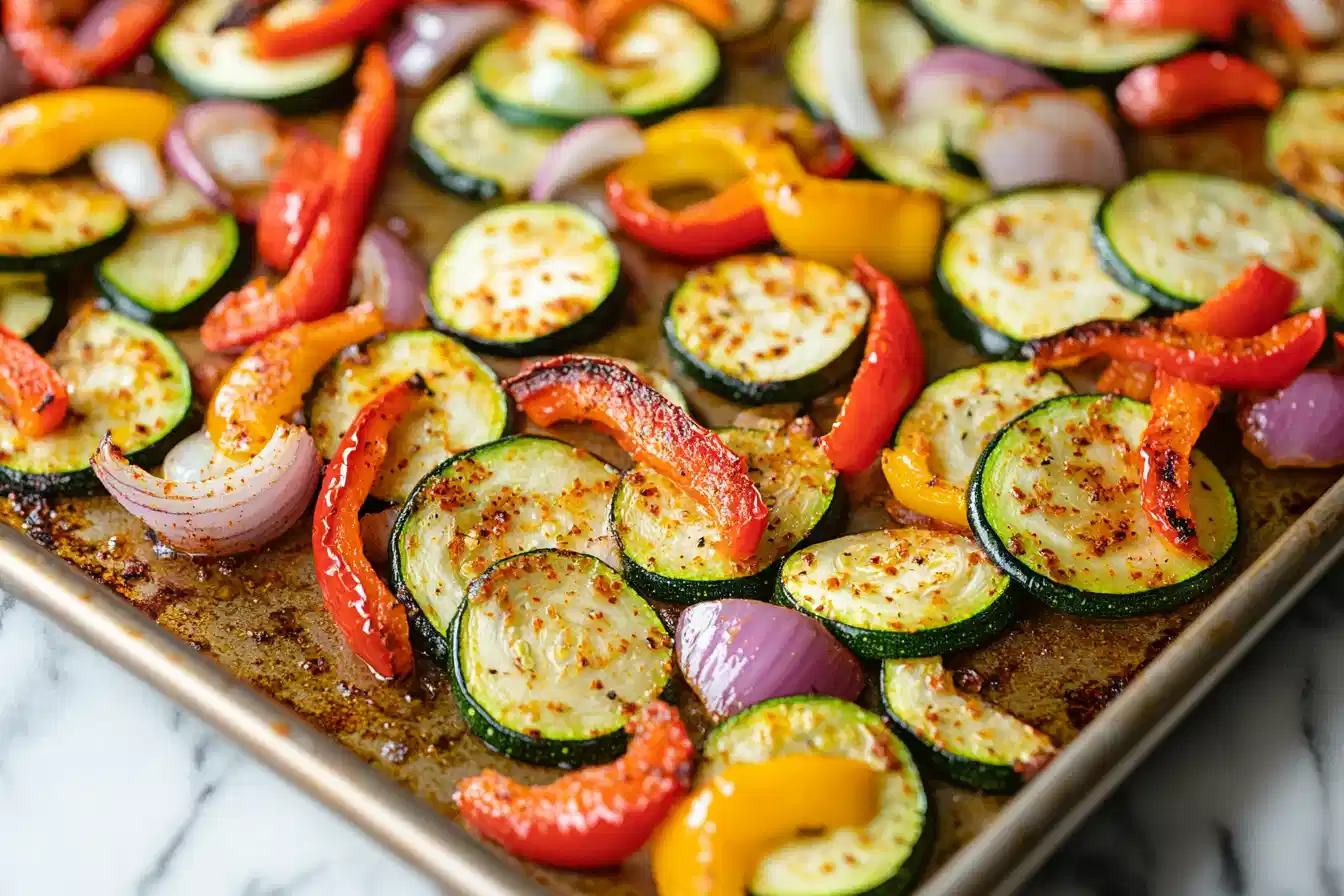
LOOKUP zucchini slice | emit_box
[776,528,1015,658]
[881,656,1056,793]
[969,395,1240,617]
[427,202,623,356]
[1095,171,1344,314]
[702,696,932,896]
[1265,87,1344,230]
[306,331,510,504]
[847,120,992,208]
[894,361,1073,493]
[935,187,1149,357]
[94,214,250,329]
[390,436,619,666]
[908,0,1197,85]
[410,74,558,201]
[664,254,870,405]
[0,274,63,352]
[0,308,194,497]
[471,7,721,129]
[0,180,130,273]
[450,549,673,767]
[613,427,843,604]
[154,0,356,114]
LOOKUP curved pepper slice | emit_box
[880,432,967,528]
[1140,372,1221,558]
[504,355,768,560]
[1117,52,1282,130]
[0,87,177,177]
[256,132,337,271]
[819,255,924,473]
[250,0,404,58]
[201,45,395,352]
[207,303,384,461]
[1028,309,1326,391]
[3,0,172,89]
[313,375,422,679]
[651,754,881,896]
[0,325,67,437]
[455,700,693,869]
[1105,0,1304,46]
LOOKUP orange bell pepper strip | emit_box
[3,0,172,89]
[0,325,67,437]
[250,0,405,58]
[455,700,694,869]
[312,375,421,679]
[1117,52,1282,130]
[207,303,384,461]
[255,132,338,271]
[0,87,177,177]
[504,355,769,561]
[200,45,395,352]
[818,256,925,473]
[583,0,732,52]
[1139,372,1221,558]
[651,755,881,896]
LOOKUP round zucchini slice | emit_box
[1094,171,1344,314]
[428,202,623,356]
[409,74,558,201]
[664,254,870,405]
[613,427,843,604]
[0,308,194,497]
[1265,87,1344,230]
[471,7,721,129]
[881,656,1056,793]
[95,213,250,329]
[934,187,1149,357]
[449,549,673,767]
[306,331,510,503]
[153,0,356,114]
[0,180,130,273]
[0,274,63,352]
[908,0,1197,85]
[390,435,619,665]
[776,528,1015,658]
[702,696,932,896]
[969,394,1240,617]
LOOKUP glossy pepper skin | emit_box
[0,87,177,177]
[207,303,384,461]
[1140,372,1221,557]
[651,754,881,896]
[250,0,405,58]
[504,355,769,561]
[454,700,693,869]
[200,45,395,352]
[312,376,422,679]
[1105,0,1304,45]
[1028,309,1326,391]
[880,431,967,528]
[1117,53,1282,130]
[607,110,854,261]
[256,132,337,271]
[3,0,172,88]
[819,256,925,473]
[0,325,67,437]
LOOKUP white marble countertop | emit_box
[0,563,1339,896]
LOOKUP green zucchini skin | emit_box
[14,277,66,354]
[0,220,131,275]
[473,68,724,132]
[153,48,356,116]
[408,135,508,202]
[930,259,1022,358]
[1090,195,1190,312]
[94,226,253,330]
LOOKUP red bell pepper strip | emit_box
[504,356,769,560]
[3,0,172,89]
[454,700,693,869]
[1105,0,1305,46]
[1029,309,1326,391]
[1169,261,1298,339]
[200,45,395,353]
[312,375,423,679]
[818,255,924,473]
[1117,52,1282,130]
[1139,372,1221,557]
[255,132,337,272]
[0,325,67,437]
[250,0,405,58]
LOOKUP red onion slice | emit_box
[529,117,644,202]
[0,40,31,105]
[360,505,403,564]
[353,226,428,330]
[90,139,168,209]
[677,599,865,721]
[161,429,241,482]
[901,47,1058,121]
[162,100,281,220]
[1241,370,1344,468]
[815,0,882,140]
[93,424,322,556]
[977,91,1127,191]
[389,3,518,89]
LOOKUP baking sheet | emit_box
[2,48,1343,896]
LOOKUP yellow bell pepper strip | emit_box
[0,87,176,177]
[641,107,942,280]
[881,435,967,528]
[652,754,882,896]
[207,303,384,461]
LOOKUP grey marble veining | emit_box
[0,567,1340,896]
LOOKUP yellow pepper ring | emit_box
[881,436,969,528]
[0,88,178,177]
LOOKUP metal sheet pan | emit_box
[2,44,1342,896]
